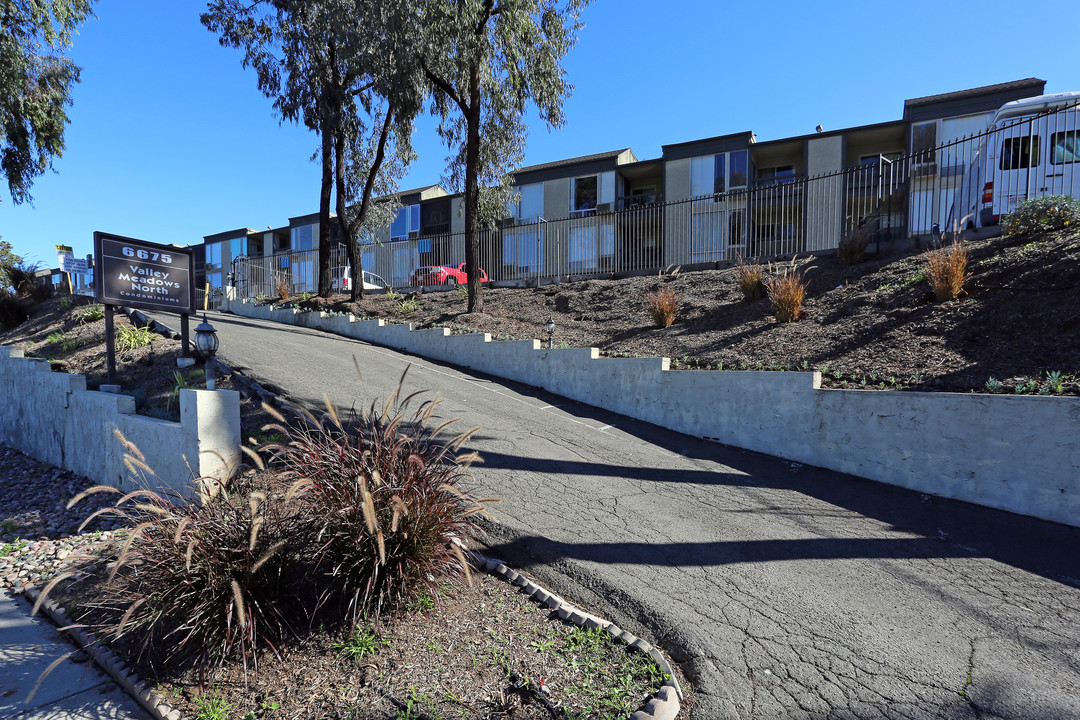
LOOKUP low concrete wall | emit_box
[0,346,241,499]
[227,299,1080,527]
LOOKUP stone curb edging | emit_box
[11,585,183,720]
[471,550,683,719]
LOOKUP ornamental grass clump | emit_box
[60,436,305,680]
[646,285,681,328]
[764,259,807,322]
[923,241,970,301]
[264,371,495,626]
[733,253,765,301]
[838,226,870,266]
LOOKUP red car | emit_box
[409,263,489,286]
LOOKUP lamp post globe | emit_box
[193,314,219,389]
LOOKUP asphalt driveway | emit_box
[161,310,1080,720]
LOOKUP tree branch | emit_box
[475,0,498,36]
[349,109,395,239]
[349,80,377,98]
[419,55,469,115]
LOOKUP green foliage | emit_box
[115,324,155,351]
[193,691,233,720]
[332,627,390,659]
[46,331,80,352]
[0,537,29,557]
[57,295,75,311]
[0,1,95,205]
[397,296,420,314]
[202,0,420,298]
[1002,195,1080,236]
[77,302,104,323]
[0,239,21,289]
[557,626,670,719]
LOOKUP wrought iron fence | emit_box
[228,98,1079,295]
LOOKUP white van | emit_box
[951,92,1080,229]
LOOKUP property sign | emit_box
[61,256,88,274]
[94,232,195,314]
[55,245,74,270]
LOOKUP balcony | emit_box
[616,191,663,211]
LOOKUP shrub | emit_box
[64,465,306,678]
[115,324,155,351]
[838,226,870,266]
[764,262,807,322]
[266,381,494,625]
[733,254,765,301]
[0,290,27,330]
[923,241,969,301]
[646,285,681,328]
[275,274,290,301]
[77,303,104,324]
[8,263,52,301]
[46,331,80,352]
[397,296,420,314]
[1002,195,1080,236]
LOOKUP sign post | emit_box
[55,245,76,294]
[94,232,196,387]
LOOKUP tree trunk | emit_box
[464,58,484,314]
[333,129,364,303]
[317,110,334,297]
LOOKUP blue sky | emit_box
[2,0,1079,266]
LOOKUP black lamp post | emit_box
[194,314,220,390]
[544,316,555,349]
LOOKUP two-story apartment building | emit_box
[202,77,1051,294]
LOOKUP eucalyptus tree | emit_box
[202,0,421,298]
[330,6,424,302]
[0,0,95,205]
[417,0,588,313]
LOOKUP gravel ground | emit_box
[0,444,125,591]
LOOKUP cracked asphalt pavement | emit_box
[168,310,1080,719]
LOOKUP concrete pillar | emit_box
[180,389,241,501]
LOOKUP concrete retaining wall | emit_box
[227,299,1080,527]
[0,346,241,499]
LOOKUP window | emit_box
[690,156,713,197]
[229,237,244,260]
[729,150,748,188]
[912,122,937,160]
[205,242,223,289]
[1052,131,1080,164]
[290,225,314,250]
[390,204,420,240]
[1000,136,1040,170]
[691,151,748,197]
[512,182,544,221]
[756,165,796,184]
[571,176,597,216]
